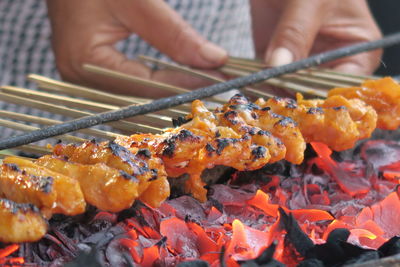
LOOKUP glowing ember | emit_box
[2,137,400,266]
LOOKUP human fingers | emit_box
[105,0,227,68]
[47,0,225,97]
[264,0,334,66]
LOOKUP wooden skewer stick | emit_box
[83,64,190,95]
[223,62,355,89]
[2,32,400,149]
[228,56,267,68]
[13,145,51,155]
[28,74,188,117]
[0,92,162,133]
[83,64,226,104]
[139,55,225,83]
[1,86,173,127]
[221,66,328,98]
[139,55,269,99]
[0,110,122,140]
[0,119,86,143]
[227,57,376,87]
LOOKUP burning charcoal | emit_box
[378,236,400,257]
[343,250,380,265]
[238,241,285,267]
[177,260,210,267]
[64,245,103,267]
[326,228,350,244]
[297,258,324,267]
[361,140,400,169]
[304,228,378,266]
[167,195,206,222]
[304,228,349,265]
[105,237,139,267]
[83,225,126,245]
[278,207,314,257]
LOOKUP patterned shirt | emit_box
[0,0,254,140]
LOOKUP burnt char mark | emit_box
[108,141,135,160]
[229,102,261,111]
[252,146,267,160]
[229,93,250,105]
[136,149,151,159]
[270,112,284,119]
[162,142,176,158]
[5,163,20,172]
[205,143,216,156]
[262,106,271,111]
[333,106,347,111]
[307,107,324,114]
[215,138,240,155]
[285,98,298,109]
[257,130,272,137]
[224,110,240,125]
[148,169,158,181]
[215,130,221,138]
[172,116,191,127]
[38,176,54,194]
[107,141,148,174]
[162,129,201,157]
[119,171,138,182]
[0,198,40,214]
[239,126,258,136]
[276,117,297,127]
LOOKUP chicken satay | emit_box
[256,94,377,151]
[53,140,154,193]
[0,199,47,243]
[218,94,304,164]
[329,77,400,130]
[0,157,85,217]
[36,155,142,212]
[166,100,285,201]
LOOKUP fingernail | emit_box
[199,42,228,65]
[267,47,294,67]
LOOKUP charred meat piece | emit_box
[35,155,141,212]
[218,94,304,164]
[0,157,85,217]
[53,140,155,192]
[329,77,400,130]
[256,93,377,151]
[0,198,47,243]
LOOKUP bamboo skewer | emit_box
[83,64,226,104]
[1,85,173,127]
[138,55,225,83]
[83,64,191,95]
[139,55,274,99]
[221,66,328,98]
[28,74,188,117]
[226,56,377,87]
[0,119,86,143]
[14,145,51,155]
[0,92,162,133]
[0,110,121,140]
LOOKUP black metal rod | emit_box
[2,32,400,150]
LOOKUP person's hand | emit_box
[46,0,228,97]
[251,0,382,74]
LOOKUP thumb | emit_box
[265,0,332,67]
[106,0,227,68]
